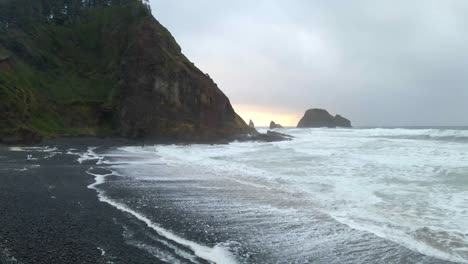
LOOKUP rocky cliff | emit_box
[117,17,249,142]
[297,109,352,128]
[0,0,250,144]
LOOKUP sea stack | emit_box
[249,120,255,128]
[333,114,352,127]
[269,121,283,129]
[297,109,351,128]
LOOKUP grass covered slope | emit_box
[0,0,249,144]
[0,3,145,142]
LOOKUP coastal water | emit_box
[88,127,467,263]
[8,127,468,263]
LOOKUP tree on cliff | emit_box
[0,0,150,31]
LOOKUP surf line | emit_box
[86,167,237,264]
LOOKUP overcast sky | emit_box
[150,0,468,126]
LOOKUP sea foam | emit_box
[85,167,237,264]
[134,127,468,263]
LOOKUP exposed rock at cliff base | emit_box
[0,128,42,145]
[297,109,352,128]
[236,130,292,143]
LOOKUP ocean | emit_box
[8,127,468,263]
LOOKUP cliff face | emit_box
[297,109,352,128]
[0,1,249,144]
[118,17,248,142]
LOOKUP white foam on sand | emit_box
[9,146,58,152]
[97,247,106,256]
[86,168,237,264]
[333,215,468,264]
[77,147,104,164]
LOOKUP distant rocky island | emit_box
[0,0,267,144]
[269,121,283,129]
[297,109,351,128]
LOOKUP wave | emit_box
[141,133,468,263]
[361,128,468,142]
[85,166,237,264]
[8,146,58,152]
[74,127,468,263]
[280,127,468,143]
[332,214,468,264]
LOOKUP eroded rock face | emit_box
[117,17,249,143]
[269,121,283,129]
[249,120,255,128]
[297,109,351,128]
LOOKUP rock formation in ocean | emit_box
[297,109,352,128]
[249,120,255,128]
[333,114,352,128]
[0,0,251,144]
[269,121,283,129]
[237,130,292,142]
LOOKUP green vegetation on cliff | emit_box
[0,0,151,142]
[0,0,250,144]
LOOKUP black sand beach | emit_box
[0,140,163,264]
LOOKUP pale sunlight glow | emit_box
[234,104,300,127]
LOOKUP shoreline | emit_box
[0,127,292,147]
[0,138,463,263]
[0,142,160,264]
[0,140,236,264]
[85,167,237,264]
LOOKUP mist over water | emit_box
[97,127,468,263]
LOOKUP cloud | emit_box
[150,0,468,126]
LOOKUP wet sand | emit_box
[0,140,161,264]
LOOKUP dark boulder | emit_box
[266,130,293,139]
[297,108,352,128]
[237,130,292,142]
[269,121,283,129]
[260,130,291,142]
